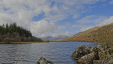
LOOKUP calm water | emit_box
[0,42,95,64]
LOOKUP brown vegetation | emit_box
[59,23,113,46]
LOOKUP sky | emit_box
[0,0,113,38]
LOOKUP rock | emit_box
[90,47,99,54]
[98,51,107,60]
[93,60,103,64]
[78,52,99,64]
[37,57,53,64]
[97,45,104,51]
[108,59,113,64]
[71,45,91,59]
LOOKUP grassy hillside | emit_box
[59,23,113,43]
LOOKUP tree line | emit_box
[0,23,43,43]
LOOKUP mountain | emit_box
[59,23,113,42]
[41,35,69,40]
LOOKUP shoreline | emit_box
[0,42,49,44]
[71,44,113,64]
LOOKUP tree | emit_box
[0,26,5,34]
[0,22,43,43]
[6,23,9,33]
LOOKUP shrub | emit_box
[108,48,113,54]
[2,38,15,44]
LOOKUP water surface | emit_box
[0,42,95,64]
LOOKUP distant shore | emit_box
[0,42,49,44]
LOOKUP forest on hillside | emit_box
[0,23,43,43]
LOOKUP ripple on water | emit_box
[0,42,95,64]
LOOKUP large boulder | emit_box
[37,57,53,64]
[71,45,91,59]
[78,52,99,64]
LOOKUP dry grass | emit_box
[59,23,113,43]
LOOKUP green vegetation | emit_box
[108,48,113,54]
[0,23,43,43]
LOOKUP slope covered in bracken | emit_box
[59,23,113,42]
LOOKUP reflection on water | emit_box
[0,42,95,64]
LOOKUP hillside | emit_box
[59,23,113,42]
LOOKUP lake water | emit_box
[0,42,95,64]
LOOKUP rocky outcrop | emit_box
[37,57,53,64]
[71,45,91,59]
[108,59,113,64]
[78,52,99,64]
[71,44,113,64]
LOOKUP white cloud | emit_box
[80,26,94,32]
[77,15,108,23]
[0,0,105,37]
[72,25,86,28]
[51,0,100,6]
[98,16,113,26]
[109,0,113,4]
[51,31,73,37]
[72,15,109,32]
[0,13,14,25]
[56,25,66,29]
[65,22,71,26]
[73,13,80,19]
[100,0,107,2]
[30,20,56,34]
[78,16,113,32]
[39,31,73,38]
[62,5,69,10]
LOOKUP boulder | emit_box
[71,45,91,59]
[90,47,100,54]
[108,59,113,64]
[78,52,99,64]
[37,57,53,64]
[93,60,103,64]
[96,45,104,52]
[98,51,107,60]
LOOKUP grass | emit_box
[59,23,113,43]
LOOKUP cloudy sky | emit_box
[0,0,113,37]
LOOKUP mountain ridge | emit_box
[41,35,69,40]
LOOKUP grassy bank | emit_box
[0,42,49,44]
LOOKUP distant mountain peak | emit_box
[41,35,69,40]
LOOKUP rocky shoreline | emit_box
[36,44,113,64]
[71,45,113,64]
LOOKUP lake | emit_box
[0,42,95,64]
